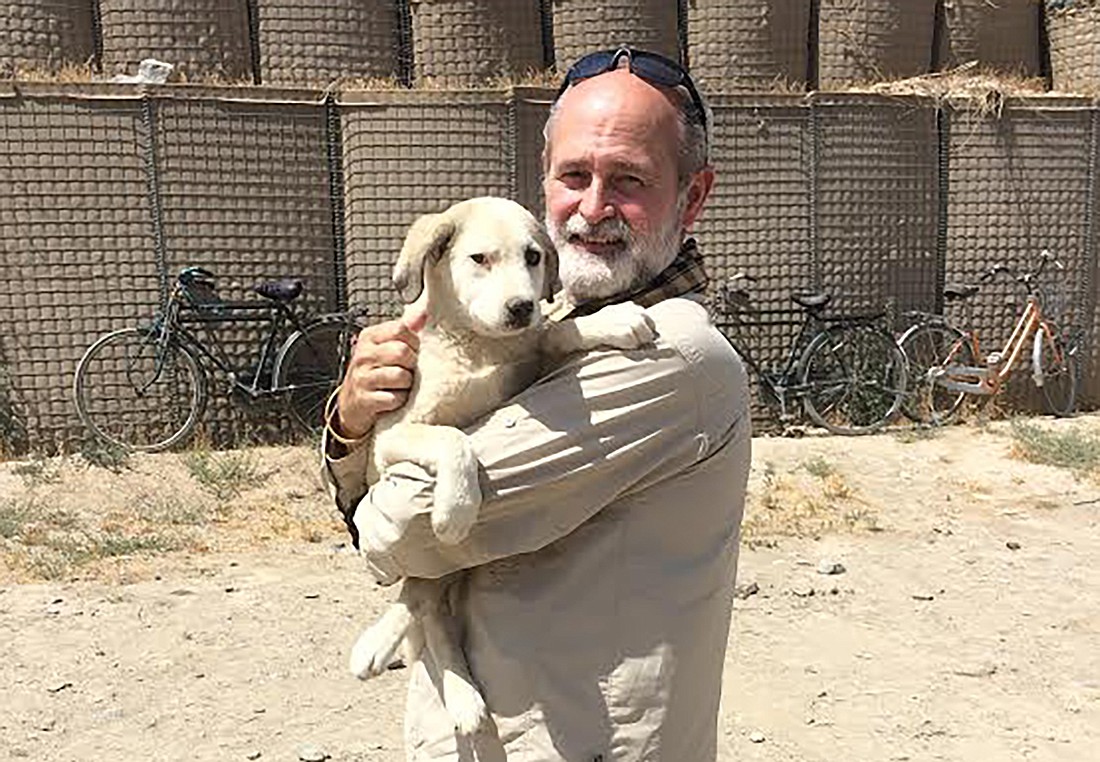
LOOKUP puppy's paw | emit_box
[444,671,488,736]
[431,474,481,545]
[349,621,405,680]
[577,302,657,350]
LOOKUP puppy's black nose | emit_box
[505,298,535,327]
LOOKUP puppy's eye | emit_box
[470,253,487,266]
[525,248,541,267]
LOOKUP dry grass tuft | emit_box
[1009,419,1100,477]
[851,62,1055,116]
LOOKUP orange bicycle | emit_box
[899,250,1082,424]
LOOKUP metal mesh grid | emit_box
[513,87,555,220]
[97,0,253,83]
[934,0,1041,76]
[150,88,337,443]
[816,0,937,89]
[813,94,940,323]
[685,0,811,91]
[1047,5,1100,94]
[1,0,95,73]
[410,0,546,85]
[0,88,156,451]
[944,99,1094,410]
[549,0,680,69]
[339,90,513,320]
[253,0,400,87]
[699,94,814,424]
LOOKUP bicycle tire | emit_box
[1033,328,1078,417]
[799,324,908,436]
[273,316,359,433]
[73,327,206,452]
[898,322,974,425]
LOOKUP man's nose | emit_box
[578,178,614,224]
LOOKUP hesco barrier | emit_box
[252,0,400,87]
[338,90,513,319]
[409,0,546,85]
[817,0,937,90]
[549,0,680,69]
[1047,4,1100,94]
[1,0,95,74]
[97,0,253,83]
[2,84,1100,450]
[685,0,811,91]
[934,0,1042,76]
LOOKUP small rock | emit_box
[791,586,815,598]
[246,752,262,760]
[912,593,935,601]
[1006,541,1021,551]
[46,681,72,694]
[953,662,997,678]
[38,717,57,731]
[733,581,759,600]
[10,748,29,758]
[304,593,320,600]
[387,656,406,671]
[297,744,329,762]
[224,586,237,593]
[749,731,766,743]
[817,560,846,575]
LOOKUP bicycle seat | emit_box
[943,283,979,301]
[254,278,303,302]
[791,292,830,310]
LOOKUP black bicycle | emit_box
[716,274,908,436]
[74,266,368,452]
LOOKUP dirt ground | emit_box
[1,415,1098,762]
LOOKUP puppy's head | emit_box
[393,197,560,336]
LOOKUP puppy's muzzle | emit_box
[504,298,535,329]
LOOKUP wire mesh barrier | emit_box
[97,0,253,83]
[548,0,680,70]
[1,0,95,75]
[934,0,1042,76]
[513,87,555,220]
[251,0,401,87]
[685,0,811,91]
[1047,2,1100,94]
[816,0,937,90]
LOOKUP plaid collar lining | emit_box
[556,237,710,319]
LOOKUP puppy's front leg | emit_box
[542,301,656,355]
[374,423,481,544]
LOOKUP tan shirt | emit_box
[325,296,751,761]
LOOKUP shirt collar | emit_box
[550,237,709,321]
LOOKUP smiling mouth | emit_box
[568,235,626,256]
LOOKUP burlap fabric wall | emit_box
[98,0,253,82]
[253,0,400,86]
[410,0,546,84]
[513,86,555,218]
[934,0,1042,76]
[943,98,1095,409]
[549,0,680,69]
[817,0,937,89]
[685,0,811,90]
[0,84,157,450]
[1047,3,1100,94]
[339,90,513,319]
[0,0,95,74]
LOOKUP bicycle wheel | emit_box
[898,322,974,425]
[274,317,356,433]
[799,324,908,435]
[74,327,206,451]
[1033,328,1078,417]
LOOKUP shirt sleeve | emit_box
[330,298,750,583]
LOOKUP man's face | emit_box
[542,69,708,302]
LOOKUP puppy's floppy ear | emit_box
[392,212,457,304]
[535,227,561,303]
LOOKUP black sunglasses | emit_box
[555,47,708,140]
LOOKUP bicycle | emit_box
[898,250,1082,425]
[715,274,909,436]
[74,266,369,452]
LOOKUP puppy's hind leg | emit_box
[349,598,413,680]
[421,603,487,736]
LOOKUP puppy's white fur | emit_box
[348,197,655,735]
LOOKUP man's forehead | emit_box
[555,68,680,125]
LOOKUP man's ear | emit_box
[535,227,561,303]
[680,167,716,232]
[392,212,456,304]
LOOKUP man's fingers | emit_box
[365,366,415,392]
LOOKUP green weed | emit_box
[183,448,264,501]
[801,455,836,479]
[1009,419,1100,475]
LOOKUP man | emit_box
[324,48,751,761]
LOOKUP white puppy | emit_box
[348,196,655,734]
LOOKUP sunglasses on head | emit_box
[555,47,708,140]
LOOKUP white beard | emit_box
[548,197,687,303]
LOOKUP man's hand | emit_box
[334,306,427,439]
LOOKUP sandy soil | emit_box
[1,416,1098,761]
